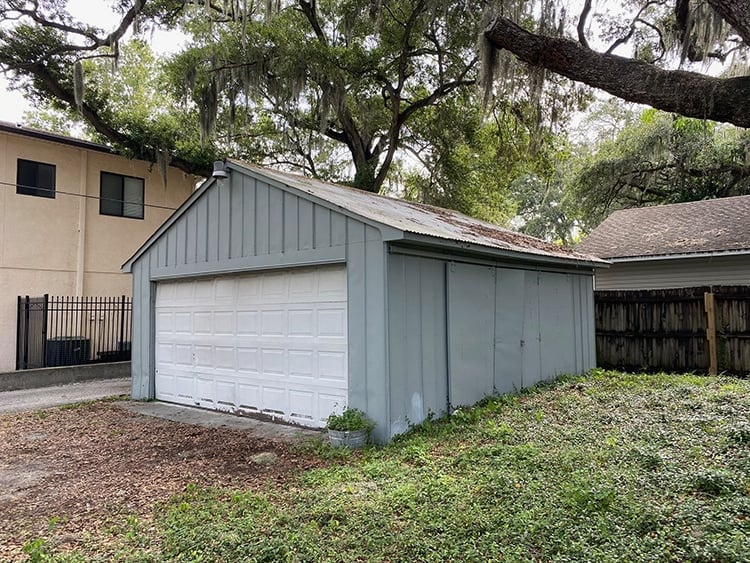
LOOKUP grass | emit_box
[27,370,750,562]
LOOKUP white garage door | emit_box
[154,265,348,428]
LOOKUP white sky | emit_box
[0,0,186,123]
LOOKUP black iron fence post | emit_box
[119,295,126,352]
[41,294,49,368]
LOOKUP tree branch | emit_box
[577,0,591,48]
[28,62,209,177]
[484,17,750,128]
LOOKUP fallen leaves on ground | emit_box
[0,400,325,560]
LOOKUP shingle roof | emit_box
[577,196,750,259]
[231,161,604,266]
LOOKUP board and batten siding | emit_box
[387,252,595,438]
[130,172,391,440]
[595,254,750,290]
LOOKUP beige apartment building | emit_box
[0,121,197,372]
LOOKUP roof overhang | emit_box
[605,249,750,263]
[399,233,609,270]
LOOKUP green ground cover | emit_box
[28,370,750,562]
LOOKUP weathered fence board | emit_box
[595,285,750,374]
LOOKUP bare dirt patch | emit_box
[0,400,326,560]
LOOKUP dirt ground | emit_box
[0,399,326,560]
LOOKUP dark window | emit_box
[17,159,56,198]
[100,172,144,219]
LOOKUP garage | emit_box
[154,265,347,427]
[124,160,604,442]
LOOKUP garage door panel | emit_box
[261,348,286,375]
[288,309,314,336]
[214,346,235,369]
[193,312,212,334]
[237,311,259,335]
[318,308,346,337]
[194,345,213,368]
[155,265,348,427]
[236,347,259,372]
[289,350,314,377]
[215,379,236,406]
[237,383,260,410]
[290,390,314,421]
[214,311,235,334]
[262,386,286,414]
[261,310,286,336]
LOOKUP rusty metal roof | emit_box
[231,160,604,266]
[577,196,750,259]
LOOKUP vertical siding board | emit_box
[363,228,388,442]
[229,178,244,259]
[268,186,284,254]
[346,241,368,413]
[314,206,332,249]
[255,181,270,255]
[298,199,314,250]
[331,212,347,246]
[539,272,576,377]
[521,271,542,387]
[206,186,220,262]
[217,181,232,260]
[175,216,187,266]
[447,262,495,408]
[493,268,525,394]
[166,229,177,267]
[156,239,168,268]
[185,208,198,264]
[283,192,299,253]
[404,259,424,419]
[347,219,365,244]
[241,176,256,256]
[387,253,408,435]
[418,258,448,418]
[131,259,152,399]
[387,254,448,437]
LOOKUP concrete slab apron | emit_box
[117,401,323,442]
[0,378,131,414]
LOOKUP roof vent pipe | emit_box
[212,160,228,178]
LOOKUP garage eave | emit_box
[398,232,608,270]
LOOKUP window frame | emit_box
[99,171,145,220]
[16,158,56,199]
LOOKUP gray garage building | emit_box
[123,160,604,442]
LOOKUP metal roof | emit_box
[577,196,750,259]
[230,161,604,266]
[124,161,605,271]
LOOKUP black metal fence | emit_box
[16,295,132,370]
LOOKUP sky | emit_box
[0,0,186,123]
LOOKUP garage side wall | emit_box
[130,174,389,425]
[387,252,595,438]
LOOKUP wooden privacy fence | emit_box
[595,285,750,374]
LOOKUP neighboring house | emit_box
[123,160,605,442]
[578,196,750,290]
[0,121,197,372]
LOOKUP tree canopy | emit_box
[570,106,750,227]
[483,0,750,127]
[0,0,492,193]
